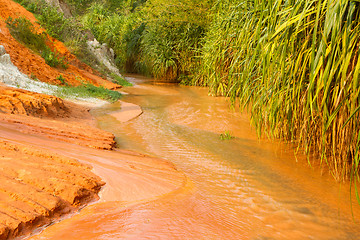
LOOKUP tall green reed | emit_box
[199,0,360,182]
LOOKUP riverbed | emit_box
[32,75,360,239]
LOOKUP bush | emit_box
[123,0,209,81]
[5,17,46,52]
[37,6,68,41]
[6,17,69,69]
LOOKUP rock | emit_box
[0,46,58,95]
[87,39,123,78]
[0,45,5,56]
[0,53,11,65]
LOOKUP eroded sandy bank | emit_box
[0,87,185,239]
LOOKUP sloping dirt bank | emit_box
[0,86,115,149]
[0,86,185,239]
[0,139,105,239]
[0,86,109,239]
[0,0,119,90]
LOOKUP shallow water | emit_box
[34,75,360,239]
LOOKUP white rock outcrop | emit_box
[87,39,123,77]
[0,45,57,94]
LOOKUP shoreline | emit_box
[0,91,185,239]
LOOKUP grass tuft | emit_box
[219,131,235,140]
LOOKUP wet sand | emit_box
[108,101,143,123]
[0,121,185,240]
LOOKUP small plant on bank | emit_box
[56,74,68,86]
[219,131,235,140]
[30,73,38,81]
[42,47,68,69]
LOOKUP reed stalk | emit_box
[199,0,360,183]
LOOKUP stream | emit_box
[34,75,360,239]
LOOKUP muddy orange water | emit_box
[29,75,360,239]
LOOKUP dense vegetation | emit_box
[12,0,360,187]
[82,0,360,183]
[199,1,360,184]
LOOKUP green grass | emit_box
[219,131,235,140]
[55,83,122,102]
[6,17,68,69]
[110,73,132,87]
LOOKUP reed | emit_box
[198,0,360,182]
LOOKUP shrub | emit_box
[5,17,46,53]
[37,6,68,41]
[56,74,68,85]
[42,47,68,69]
[6,17,68,69]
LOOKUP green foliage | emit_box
[80,0,210,81]
[82,3,131,70]
[56,74,68,85]
[13,0,47,12]
[64,0,94,16]
[37,6,68,41]
[6,17,68,69]
[42,47,68,69]
[13,0,99,70]
[110,73,133,87]
[56,83,122,102]
[197,0,360,183]
[135,0,210,81]
[5,17,46,52]
[219,131,235,140]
